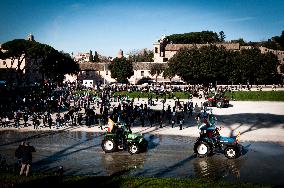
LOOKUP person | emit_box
[23,112,29,127]
[20,142,36,176]
[15,141,25,166]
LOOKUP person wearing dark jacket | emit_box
[15,141,25,166]
[20,142,36,176]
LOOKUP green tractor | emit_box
[101,123,148,155]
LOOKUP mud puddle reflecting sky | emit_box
[0,130,283,186]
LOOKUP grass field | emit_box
[0,171,271,188]
[74,90,284,101]
[225,91,284,101]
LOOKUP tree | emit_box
[41,50,79,82]
[219,31,226,42]
[272,30,284,49]
[108,57,134,83]
[167,45,281,85]
[93,51,100,62]
[89,50,93,62]
[256,31,284,50]
[149,63,165,84]
[0,39,79,84]
[0,39,32,85]
[231,38,247,46]
[163,67,175,83]
[166,31,220,44]
[128,49,154,62]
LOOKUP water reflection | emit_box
[101,152,146,176]
[193,155,244,180]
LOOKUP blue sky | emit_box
[0,0,283,57]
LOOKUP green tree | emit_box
[255,31,284,50]
[166,31,220,44]
[0,39,32,85]
[219,31,226,42]
[1,39,79,84]
[41,50,79,82]
[93,51,100,62]
[89,50,93,62]
[109,57,134,83]
[168,45,281,85]
[128,49,154,62]
[231,38,247,46]
[272,30,284,49]
[163,67,175,82]
[150,63,165,84]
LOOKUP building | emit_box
[258,46,284,64]
[73,51,93,63]
[0,34,42,85]
[153,35,284,65]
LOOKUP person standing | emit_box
[23,112,29,127]
[20,142,36,176]
[48,115,52,129]
[15,141,25,167]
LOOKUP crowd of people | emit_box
[1,80,282,132]
[0,82,213,131]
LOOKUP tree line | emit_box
[166,45,281,85]
[0,39,79,85]
[166,31,225,44]
[108,46,281,85]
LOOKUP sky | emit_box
[0,0,283,57]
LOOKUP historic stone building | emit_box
[0,34,42,85]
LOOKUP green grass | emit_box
[225,91,284,101]
[113,91,191,99]
[73,90,284,101]
[0,171,271,188]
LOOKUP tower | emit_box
[27,33,34,41]
[117,49,123,58]
[153,34,168,62]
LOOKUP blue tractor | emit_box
[194,111,242,159]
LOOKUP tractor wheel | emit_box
[216,101,223,108]
[207,101,212,107]
[194,141,211,158]
[102,138,116,153]
[128,143,140,155]
[224,146,239,159]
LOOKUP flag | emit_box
[236,131,241,142]
[107,118,115,132]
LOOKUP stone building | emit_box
[0,34,42,85]
[153,35,284,64]
[258,46,284,64]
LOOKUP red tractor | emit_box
[206,93,229,108]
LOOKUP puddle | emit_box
[0,130,283,185]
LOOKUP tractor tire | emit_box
[216,101,223,108]
[102,138,116,153]
[194,141,211,158]
[128,143,140,155]
[207,101,212,107]
[224,146,239,159]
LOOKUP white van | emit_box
[82,80,94,88]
